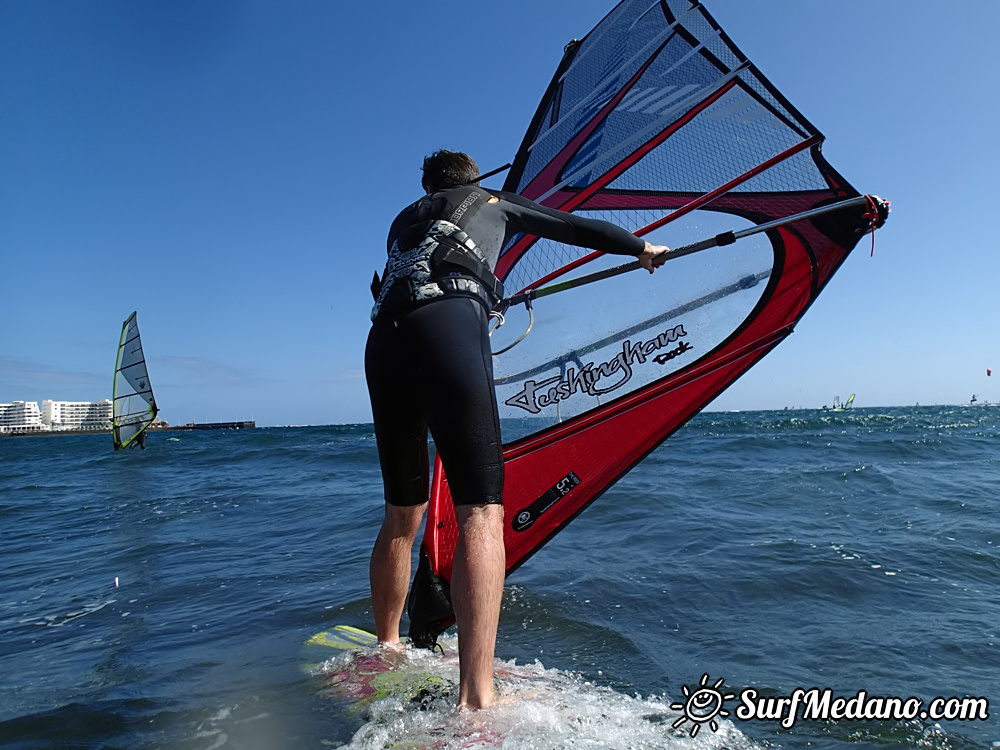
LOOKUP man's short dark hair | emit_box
[421,151,480,192]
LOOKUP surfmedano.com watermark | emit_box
[669,674,990,737]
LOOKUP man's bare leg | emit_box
[370,501,428,644]
[451,503,505,710]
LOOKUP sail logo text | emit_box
[505,324,691,414]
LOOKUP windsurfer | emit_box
[365,150,668,709]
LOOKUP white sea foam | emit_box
[331,637,762,750]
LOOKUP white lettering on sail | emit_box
[505,324,692,414]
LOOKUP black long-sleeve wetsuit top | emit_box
[372,186,645,321]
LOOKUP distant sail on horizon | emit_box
[113,312,158,450]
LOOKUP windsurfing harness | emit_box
[371,189,504,321]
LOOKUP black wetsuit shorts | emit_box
[365,296,503,507]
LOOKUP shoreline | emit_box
[0,421,257,439]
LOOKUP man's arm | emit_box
[498,191,669,269]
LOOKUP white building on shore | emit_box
[1,399,115,434]
[0,401,48,434]
[42,399,113,431]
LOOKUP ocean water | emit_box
[1,407,997,750]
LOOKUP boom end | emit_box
[864,195,890,231]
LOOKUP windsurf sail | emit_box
[407,0,888,646]
[113,312,158,450]
[829,393,855,411]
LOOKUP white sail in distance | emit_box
[113,312,158,450]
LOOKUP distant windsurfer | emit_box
[365,150,669,709]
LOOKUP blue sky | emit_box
[2,1,996,426]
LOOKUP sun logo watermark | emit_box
[670,673,736,737]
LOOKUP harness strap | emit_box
[430,230,505,302]
[371,188,506,318]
